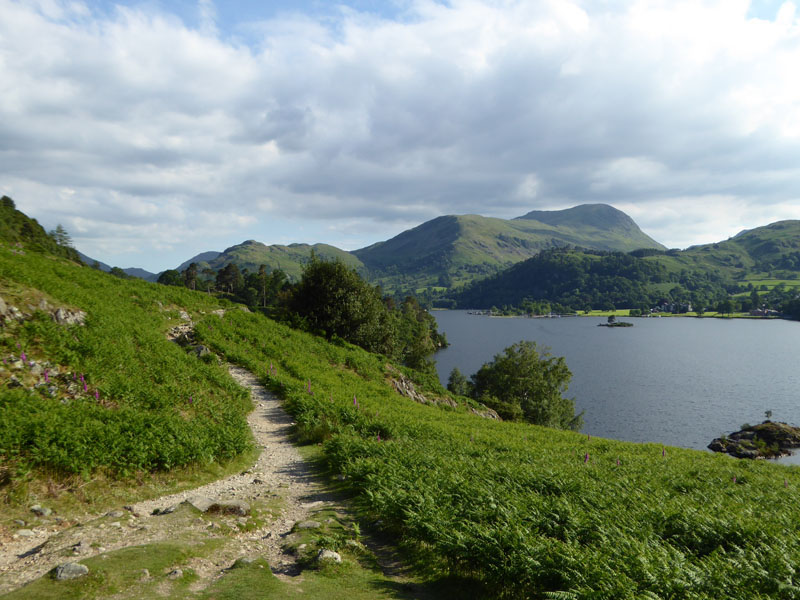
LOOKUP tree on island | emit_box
[470,341,583,430]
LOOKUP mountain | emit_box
[354,204,665,293]
[122,267,159,282]
[77,250,158,282]
[201,240,365,281]
[176,251,222,273]
[77,250,112,272]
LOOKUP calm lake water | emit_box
[433,311,800,463]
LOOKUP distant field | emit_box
[742,276,800,290]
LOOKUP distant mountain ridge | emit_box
[353,204,665,292]
[76,203,666,292]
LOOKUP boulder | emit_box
[295,520,321,530]
[30,504,52,517]
[182,495,215,512]
[54,562,89,580]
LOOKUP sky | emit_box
[2,0,800,272]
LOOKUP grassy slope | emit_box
[195,307,800,599]
[0,244,253,479]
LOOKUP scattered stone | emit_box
[139,568,151,582]
[153,505,179,516]
[179,310,191,321]
[345,539,363,550]
[106,510,125,518]
[52,307,86,326]
[192,345,211,357]
[16,529,35,538]
[207,522,221,530]
[54,562,89,580]
[316,549,342,564]
[109,521,122,529]
[72,541,89,555]
[295,520,321,530]
[167,568,183,580]
[13,519,25,527]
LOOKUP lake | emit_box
[433,311,800,463]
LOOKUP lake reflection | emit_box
[433,311,800,464]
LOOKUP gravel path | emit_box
[0,364,331,593]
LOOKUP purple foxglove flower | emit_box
[662,448,666,457]
[95,390,99,400]
[20,351,26,362]
[733,476,737,483]
[616,458,620,466]
[584,453,589,463]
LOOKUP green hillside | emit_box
[448,220,800,314]
[354,204,665,294]
[195,240,366,281]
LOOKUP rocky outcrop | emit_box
[709,421,800,459]
[0,294,85,326]
[386,365,500,420]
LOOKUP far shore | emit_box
[433,308,791,320]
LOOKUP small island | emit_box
[708,420,800,459]
[598,315,633,327]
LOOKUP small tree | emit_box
[471,341,583,430]
[447,367,470,396]
[183,262,198,290]
[49,224,73,248]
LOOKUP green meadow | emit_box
[3,243,800,599]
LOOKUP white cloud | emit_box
[2,0,800,270]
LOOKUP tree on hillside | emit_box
[288,256,394,355]
[183,262,198,290]
[447,367,470,396]
[48,224,73,248]
[216,263,243,294]
[470,341,583,430]
[157,269,183,286]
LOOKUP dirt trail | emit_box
[0,365,333,594]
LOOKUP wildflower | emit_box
[587,434,591,441]
[95,390,99,400]
[20,351,26,362]
[43,369,49,383]
[377,433,381,442]
[662,448,666,458]
[616,458,620,466]
[189,396,193,404]
[584,453,590,463]
[733,476,737,484]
